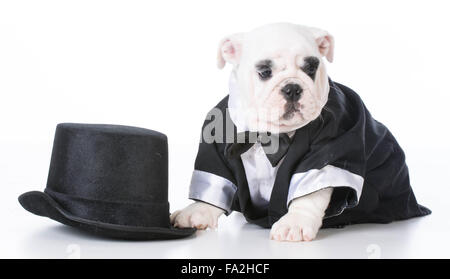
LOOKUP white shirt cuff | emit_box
[287,165,364,207]
[189,170,237,214]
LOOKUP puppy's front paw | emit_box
[170,202,225,230]
[270,211,322,242]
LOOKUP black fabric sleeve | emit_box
[188,96,238,214]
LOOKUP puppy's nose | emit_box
[281,83,302,102]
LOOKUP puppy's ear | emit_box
[308,27,334,63]
[217,33,244,69]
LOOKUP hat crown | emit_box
[46,123,168,203]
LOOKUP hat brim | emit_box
[19,191,196,240]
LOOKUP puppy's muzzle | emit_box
[281,83,302,102]
[281,83,302,120]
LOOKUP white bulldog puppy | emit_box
[171,23,335,241]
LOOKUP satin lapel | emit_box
[226,154,252,215]
[222,109,253,216]
[268,126,311,225]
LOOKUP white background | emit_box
[1,0,449,258]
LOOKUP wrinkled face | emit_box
[218,23,334,133]
[240,47,328,133]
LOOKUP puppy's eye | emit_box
[258,69,272,80]
[301,56,320,80]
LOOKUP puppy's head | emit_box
[218,23,334,133]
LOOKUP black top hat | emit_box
[18,123,196,240]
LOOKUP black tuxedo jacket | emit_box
[190,78,431,228]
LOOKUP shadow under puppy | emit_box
[170,23,430,241]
